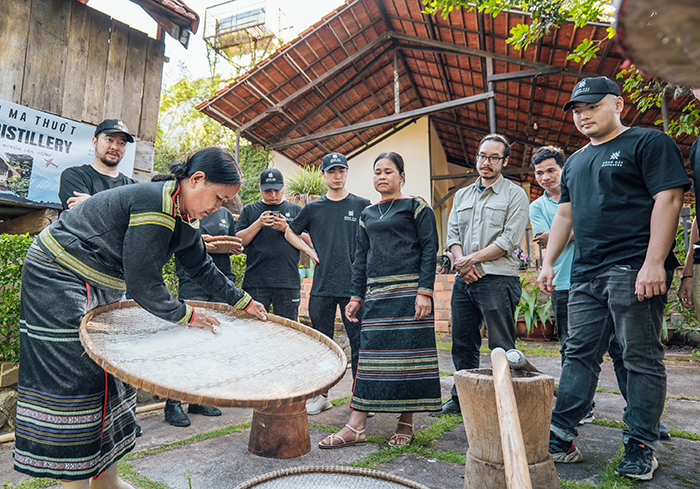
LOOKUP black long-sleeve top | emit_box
[36,180,252,324]
[350,196,438,303]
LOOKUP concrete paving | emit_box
[1,339,699,488]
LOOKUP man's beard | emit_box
[100,155,120,168]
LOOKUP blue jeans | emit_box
[550,266,668,448]
[450,274,520,402]
[551,289,569,366]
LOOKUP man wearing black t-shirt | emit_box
[285,153,370,415]
[59,119,136,210]
[539,77,688,481]
[235,169,311,320]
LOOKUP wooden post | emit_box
[491,348,532,489]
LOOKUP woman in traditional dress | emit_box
[14,147,266,488]
[319,151,441,449]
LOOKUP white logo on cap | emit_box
[578,80,586,89]
[268,172,274,179]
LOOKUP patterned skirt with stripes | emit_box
[350,278,442,413]
[14,245,137,480]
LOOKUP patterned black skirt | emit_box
[350,279,441,412]
[13,244,136,480]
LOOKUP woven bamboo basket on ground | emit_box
[234,466,432,489]
[79,301,347,409]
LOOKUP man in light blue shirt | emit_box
[529,146,573,363]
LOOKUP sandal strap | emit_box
[396,421,414,431]
[322,432,348,446]
[344,424,365,441]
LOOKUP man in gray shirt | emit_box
[437,133,529,415]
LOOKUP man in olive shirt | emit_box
[438,133,529,415]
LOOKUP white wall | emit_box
[270,117,435,207]
[269,150,300,177]
[345,117,431,203]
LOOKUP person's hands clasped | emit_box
[414,294,432,320]
[189,308,221,333]
[454,254,481,283]
[245,300,268,321]
[345,301,361,322]
[678,276,694,308]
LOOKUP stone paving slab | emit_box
[1,345,699,488]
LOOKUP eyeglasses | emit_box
[476,154,506,164]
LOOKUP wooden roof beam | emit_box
[389,32,600,80]
[271,44,394,143]
[228,33,392,131]
[488,66,563,83]
[271,91,494,150]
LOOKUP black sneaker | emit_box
[187,404,222,416]
[164,400,191,427]
[549,432,583,463]
[616,440,658,481]
[659,424,670,440]
[430,399,461,417]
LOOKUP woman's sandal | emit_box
[389,420,414,446]
[318,424,367,449]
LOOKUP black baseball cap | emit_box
[321,152,349,172]
[94,119,134,143]
[260,168,284,191]
[563,76,621,111]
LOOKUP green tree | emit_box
[423,0,700,136]
[155,67,271,205]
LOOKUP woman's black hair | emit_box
[166,147,242,185]
[373,152,405,174]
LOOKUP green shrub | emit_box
[163,254,246,297]
[0,234,35,362]
[231,254,246,289]
[285,166,327,198]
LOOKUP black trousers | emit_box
[245,287,300,321]
[308,295,361,381]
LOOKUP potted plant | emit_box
[514,272,554,340]
[285,165,327,206]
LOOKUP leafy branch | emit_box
[422,0,700,136]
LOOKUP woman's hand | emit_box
[414,294,432,320]
[189,308,221,333]
[345,301,361,322]
[678,277,694,308]
[245,300,268,320]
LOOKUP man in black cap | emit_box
[284,153,370,415]
[59,119,136,210]
[539,76,688,481]
[235,168,310,320]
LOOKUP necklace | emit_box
[378,198,395,219]
[176,194,192,222]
